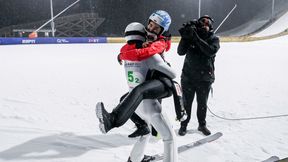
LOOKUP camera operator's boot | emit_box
[198,125,211,136]
[96,102,114,134]
[128,125,150,138]
[178,125,187,136]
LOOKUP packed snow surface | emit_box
[0,35,288,162]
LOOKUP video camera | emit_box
[178,19,198,38]
[182,19,199,29]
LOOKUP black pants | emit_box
[180,80,212,127]
[111,78,172,128]
[120,93,161,129]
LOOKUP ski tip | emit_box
[261,156,280,162]
[277,157,288,162]
[213,132,223,137]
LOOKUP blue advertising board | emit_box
[0,37,107,45]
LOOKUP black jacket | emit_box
[177,31,220,83]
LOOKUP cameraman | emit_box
[177,15,220,136]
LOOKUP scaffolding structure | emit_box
[0,13,105,37]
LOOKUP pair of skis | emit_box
[94,106,282,162]
[151,132,222,161]
[151,132,282,162]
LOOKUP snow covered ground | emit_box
[0,35,288,162]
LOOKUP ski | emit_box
[151,132,223,161]
[278,157,288,162]
[261,156,280,162]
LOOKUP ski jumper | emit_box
[121,42,178,162]
[111,41,176,127]
[119,36,186,122]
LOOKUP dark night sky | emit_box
[0,0,287,36]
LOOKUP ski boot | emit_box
[128,125,150,138]
[95,102,114,134]
[198,125,211,136]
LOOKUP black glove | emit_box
[182,20,198,28]
[117,54,123,65]
[179,20,199,40]
[178,27,185,36]
[178,25,196,41]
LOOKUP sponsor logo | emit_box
[22,39,36,44]
[57,39,69,43]
[88,38,99,43]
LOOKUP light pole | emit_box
[198,0,201,18]
[271,0,275,19]
[50,0,55,37]
[33,0,80,34]
[214,3,238,34]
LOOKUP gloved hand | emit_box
[178,27,186,36]
[179,20,198,41]
[178,25,197,41]
[182,20,198,28]
[117,53,123,65]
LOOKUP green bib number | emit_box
[128,71,140,83]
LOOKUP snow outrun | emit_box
[1,35,288,162]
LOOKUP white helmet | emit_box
[149,10,171,34]
[124,22,146,42]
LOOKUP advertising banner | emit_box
[0,37,107,45]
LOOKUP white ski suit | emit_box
[124,54,178,162]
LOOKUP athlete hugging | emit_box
[96,10,186,162]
